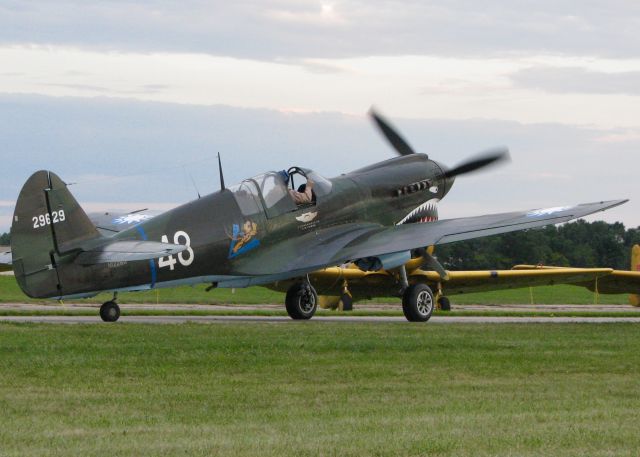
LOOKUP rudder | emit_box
[11,170,100,298]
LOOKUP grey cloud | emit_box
[43,82,114,93]
[42,82,172,95]
[0,1,639,59]
[511,66,640,95]
[0,93,637,233]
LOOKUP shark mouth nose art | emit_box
[397,198,440,225]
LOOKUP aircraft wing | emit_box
[514,265,640,295]
[234,200,627,276]
[590,271,640,294]
[308,265,614,296]
[413,268,615,295]
[333,200,627,264]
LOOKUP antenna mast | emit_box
[218,153,226,191]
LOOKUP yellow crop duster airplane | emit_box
[267,245,640,313]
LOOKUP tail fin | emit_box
[11,170,100,298]
[630,245,640,307]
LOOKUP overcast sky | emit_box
[1,1,638,231]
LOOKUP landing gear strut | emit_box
[100,293,120,322]
[285,281,318,320]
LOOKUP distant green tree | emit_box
[435,221,640,271]
[0,232,9,245]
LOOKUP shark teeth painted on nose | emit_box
[397,198,440,225]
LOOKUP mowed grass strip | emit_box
[1,322,640,456]
[0,275,631,305]
[3,309,640,318]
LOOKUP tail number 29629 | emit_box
[32,210,66,229]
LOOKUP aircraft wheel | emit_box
[341,293,353,311]
[402,284,434,322]
[438,296,451,311]
[285,282,318,320]
[100,301,120,322]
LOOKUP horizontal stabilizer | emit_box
[74,240,187,265]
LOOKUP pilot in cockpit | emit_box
[279,168,315,205]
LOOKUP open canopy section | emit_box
[230,169,332,218]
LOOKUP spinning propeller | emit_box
[369,108,510,178]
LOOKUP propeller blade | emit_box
[444,147,510,179]
[369,108,419,157]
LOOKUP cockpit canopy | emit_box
[295,168,333,197]
[230,169,332,218]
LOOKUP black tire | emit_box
[285,283,318,320]
[100,301,120,322]
[402,284,434,322]
[438,296,451,311]
[340,293,353,311]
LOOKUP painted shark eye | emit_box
[429,186,439,194]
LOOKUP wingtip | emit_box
[591,199,629,212]
[606,198,629,207]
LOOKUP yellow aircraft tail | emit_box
[630,245,640,306]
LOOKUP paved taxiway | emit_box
[2,315,640,324]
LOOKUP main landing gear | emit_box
[402,283,435,322]
[285,281,318,320]
[100,293,121,322]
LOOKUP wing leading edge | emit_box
[333,200,628,265]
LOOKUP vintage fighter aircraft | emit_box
[8,110,627,322]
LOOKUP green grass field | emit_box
[0,275,631,306]
[2,322,640,456]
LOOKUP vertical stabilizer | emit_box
[630,245,640,307]
[11,170,101,298]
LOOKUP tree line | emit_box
[435,220,640,271]
[1,220,639,269]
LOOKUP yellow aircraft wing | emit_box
[412,267,614,295]
[514,263,639,290]
[297,263,615,310]
[273,245,640,309]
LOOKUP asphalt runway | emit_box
[2,315,640,324]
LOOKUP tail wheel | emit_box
[402,284,434,322]
[285,282,318,320]
[100,301,120,322]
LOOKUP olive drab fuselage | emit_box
[17,154,452,298]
